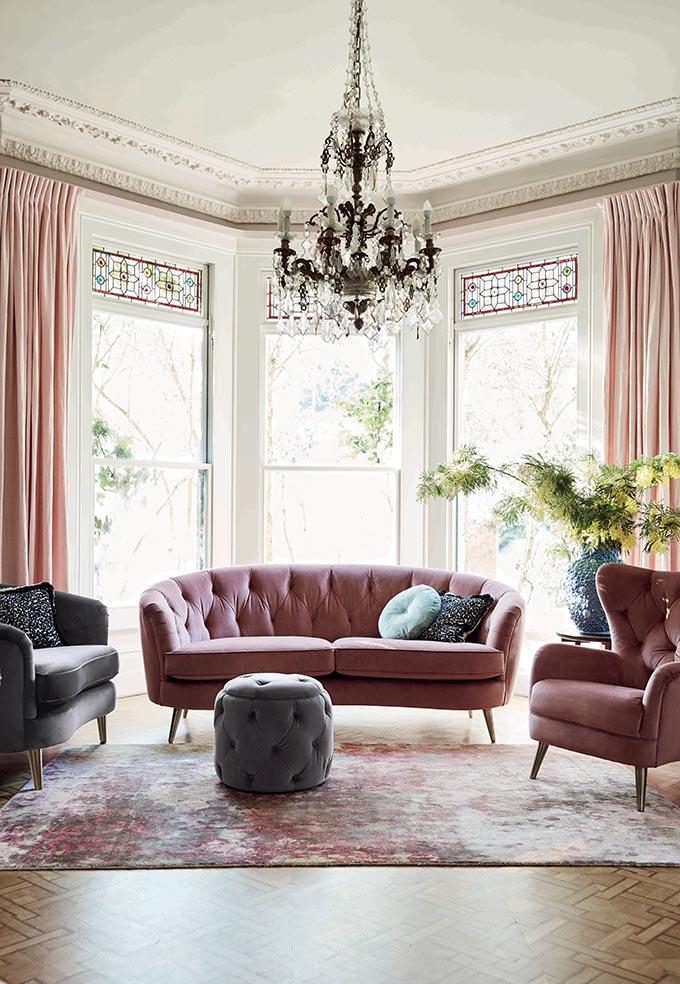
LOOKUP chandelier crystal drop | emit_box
[272,0,442,346]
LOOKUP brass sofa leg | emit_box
[530,742,549,779]
[635,766,648,812]
[169,708,183,744]
[97,716,107,744]
[28,749,43,791]
[467,710,473,719]
[482,708,496,744]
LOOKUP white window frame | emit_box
[260,282,403,564]
[72,204,236,635]
[91,279,212,593]
[429,215,603,574]
[431,213,603,693]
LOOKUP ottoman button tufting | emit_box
[214,672,334,794]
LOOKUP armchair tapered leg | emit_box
[482,708,496,744]
[635,767,648,812]
[168,708,183,744]
[530,742,549,780]
[28,749,43,791]
[467,710,473,719]
[182,708,189,719]
[97,716,107,744]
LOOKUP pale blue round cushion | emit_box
[378,585,442,640]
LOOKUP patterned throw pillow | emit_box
[0,583,64,648]
[418,592,495,643]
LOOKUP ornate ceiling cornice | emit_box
[1,80,678,224]
[433,149,680,224]
[0,138,244,222]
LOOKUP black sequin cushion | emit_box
[417,593,495,643]
[0,582,64,648]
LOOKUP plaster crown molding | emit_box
[1,80,678,192]
[0,80,678,225]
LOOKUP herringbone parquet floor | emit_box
[1,697,680,984]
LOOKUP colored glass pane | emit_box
[92,247,203,313]
[461,256,578,319]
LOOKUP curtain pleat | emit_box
[0,166,82,589]
[603,181,680,569]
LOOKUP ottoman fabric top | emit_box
[222,672,328,702]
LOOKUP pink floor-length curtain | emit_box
[603,181,680,570]
[0,166,82,589]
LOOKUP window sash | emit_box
[89,241,213,607]
[91,301,212,469]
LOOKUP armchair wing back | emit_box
[596,563,680,688]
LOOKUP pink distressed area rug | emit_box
[0,742,678,868]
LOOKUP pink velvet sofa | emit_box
[139,564,525,743]
[528,563,680,811]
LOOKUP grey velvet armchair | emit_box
[0,587,119,789]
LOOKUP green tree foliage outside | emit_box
[339,354,394,465]
[92,415,148,542]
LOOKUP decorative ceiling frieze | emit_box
[1,80,678,225]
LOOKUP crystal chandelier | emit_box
[273,0,442,345]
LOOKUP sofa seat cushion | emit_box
[333,637,504,680]
[33,645,119,705]
[165,636,335,681]
[530,680,645,738]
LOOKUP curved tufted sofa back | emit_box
[596,563,680,688]
[141,564,519,647]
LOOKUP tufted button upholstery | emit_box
[139,564,525,710]
[596,564,680,688]
[214,673,333,793]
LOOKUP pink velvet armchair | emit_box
[528,563,680,811]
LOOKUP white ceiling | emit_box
[2,0,678,172]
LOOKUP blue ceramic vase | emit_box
[564,547,622,634]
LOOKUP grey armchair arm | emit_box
[0,623,37,749]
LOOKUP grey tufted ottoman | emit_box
[214,673,334,793]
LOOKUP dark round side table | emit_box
[557,629,612,650]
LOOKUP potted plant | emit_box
[417,448,680,633]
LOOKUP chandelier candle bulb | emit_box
[384,184,397,227]
[279,198,292,239]
[423,201,433,238]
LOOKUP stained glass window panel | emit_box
[92,247,203,313]
[461,256,577,319]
